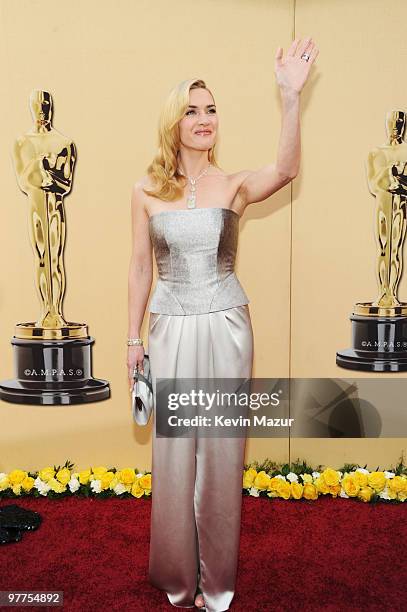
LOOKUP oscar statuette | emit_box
[337,110,407,371]
[0,90,110,403]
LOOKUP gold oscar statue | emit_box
[12,90,86,338]
[337,110,407,371]
[0,90,110,403]
[356,110,407,315]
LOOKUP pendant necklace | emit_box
[177,162,212,209]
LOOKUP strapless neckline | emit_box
[148,207,240,222]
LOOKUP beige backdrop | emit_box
[0,0,405,473]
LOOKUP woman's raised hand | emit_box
[274,37,319,94]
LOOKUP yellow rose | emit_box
[79,469,92,485]
[275,479,291,500]
[12,484,22,495]
[109,476,119,490]
[253,471,271,491]
[39,467,55,482]
[118,468,136,485]
[303,483,318,500]
[268,476,283,491]
[140,474,152,491]
[291,482,303,499]
[322,468,340,487]
[301,473,313,484]
[100,471,115,490]
[353,471,368,487]
[328,484,342,497]
[56,467,71,485]
[315,477,330,495]
[22,476,35,492]
[0,476,10,491]
[358,486,374,502]
[49,478,66,493]
[8,469,27,485]
[388,476,404,494]
[342,475,360,497]
[368,472,386,493]
[131,479,145,498]
[92,466,108,479]
[243,468,257,489]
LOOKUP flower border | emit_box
[0,455,406,503]
[242,456,407,503]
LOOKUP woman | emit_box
[128,37,318,611]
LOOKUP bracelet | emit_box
[127,338,144,346]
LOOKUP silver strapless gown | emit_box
[147,208,254,612]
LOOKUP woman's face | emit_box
[178,87,218,153]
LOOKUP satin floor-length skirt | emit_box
[147,304,254,612]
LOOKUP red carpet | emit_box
[0,496,405,611]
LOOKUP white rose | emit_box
[249,487,259,497]
[34,477,50,496]
[68,477,80,493]
[90,479,102,493]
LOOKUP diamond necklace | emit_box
[177,162,212,209]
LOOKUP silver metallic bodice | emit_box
[148,207,250,315]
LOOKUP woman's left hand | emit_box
[274,37,319,95]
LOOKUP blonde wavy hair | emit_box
[143,78,221,202]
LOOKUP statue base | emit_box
[353,300,407,317]
[15,321,89,340]
[0,334,110,405]
[336,311,407,372]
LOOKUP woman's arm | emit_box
[234,37,319,207]
[127,182,153,387]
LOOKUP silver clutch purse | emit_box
[131,354,154,426]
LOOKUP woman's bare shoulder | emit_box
[133,175,154,192]
[131,177,153,219]
[132,175,157,207]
